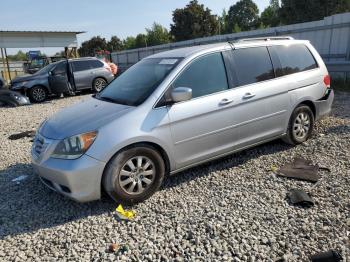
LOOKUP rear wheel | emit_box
[103,145,165,205]
[283,105,314,145]
[92,78,107,92]
[28,86,47,103]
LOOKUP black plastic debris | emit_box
[8,130,36,140]
[278,157,323,182]
[287,189,314,207]
[310,250,343,262]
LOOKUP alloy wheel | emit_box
[292,112,310,140]
[94,79,107,92]
[118,156,155,195]
[32,87,46,102]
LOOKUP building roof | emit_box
[0,30,85,48]
[0,30,85,34]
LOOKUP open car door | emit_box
[48,61,71,94]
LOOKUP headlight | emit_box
[51,131,97,160]
[36,119,47,134]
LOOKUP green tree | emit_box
[218,9,228,34]
[280,0,350,24]
[261,0,281,27]
[227,0,260,32]
[123,36,137,50]
[78,36,108,56]
[146,23,171,46]
[107,36,123,52]
[135,34,148,48]
[170,0,219,41]
[7,50,27,61]
[233,23,242,33]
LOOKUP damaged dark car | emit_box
[10,57,114,103]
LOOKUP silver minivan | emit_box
[31,37,334,204]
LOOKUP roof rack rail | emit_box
[237,36,294,42]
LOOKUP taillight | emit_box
[323,75,331,87]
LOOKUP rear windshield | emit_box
[96,58,182,106]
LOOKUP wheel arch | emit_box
[100,141,171,191]
[27,84,50,95]
[298,100,316,117]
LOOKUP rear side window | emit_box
[173,52,228,99]
[231,47,274,86]
[90,60,104,68]
[273,44,318,76]
[72,61,91,72]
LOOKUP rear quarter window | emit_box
[273,44,318,76]
[72,61,91,72]
[90,60,104,69]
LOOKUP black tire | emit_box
[28,86,47,103]
[102,145,165,205]
[92,78,107,93]
[283,105,314,145]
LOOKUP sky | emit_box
[0,0,270,55]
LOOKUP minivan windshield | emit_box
[96,58,182,106]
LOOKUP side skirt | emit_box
[169,134,286,175]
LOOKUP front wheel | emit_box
[92,78,107,93]
[103,145,165,205]
[28,86,47,103]
[283,105,314,145]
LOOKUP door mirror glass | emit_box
[171,87,192,103]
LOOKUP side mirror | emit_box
[171,87,192,103]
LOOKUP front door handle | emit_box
[242,93,256,99]
[219,98,234,106]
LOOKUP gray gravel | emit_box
[0,93,349,261]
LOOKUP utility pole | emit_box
[4,48,11,82]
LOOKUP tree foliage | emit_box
[135,34,148,48]
[170,0,219,41]
[107,36,123,52]
[78,36,108,56]
[218,9,228,34]
[280,0,350,24]
[146,23,171,46]
[6,50,27,61]
[123,36,137,50]
[261,0,281,27]
[227,0,260,32]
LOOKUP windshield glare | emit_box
[98,58,182,106]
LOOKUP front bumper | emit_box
[31,137,106,203]
[315,89,334,120]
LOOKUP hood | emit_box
[12,72,47,83]
[41,97,134,139]
[12,74,37,83]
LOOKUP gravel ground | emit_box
[0,92,349,261]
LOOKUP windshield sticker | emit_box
[159,59,178,65]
